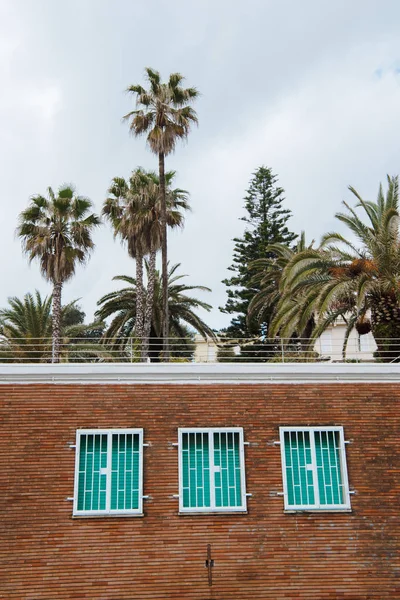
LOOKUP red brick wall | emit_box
[1,383,399,599]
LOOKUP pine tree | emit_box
[220,166,297,337]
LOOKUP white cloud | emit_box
[27,87,62,121]
[1,0,400,333]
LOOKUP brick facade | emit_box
[1,381,399,599]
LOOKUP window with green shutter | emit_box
[178,428,247,513]
[279,426,351,511]
[73,429,143,516]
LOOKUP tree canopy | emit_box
[221,166,297,338]
[266,176,400,360]
[96,262,215,361]
[16,185,100,362]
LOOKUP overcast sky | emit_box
[1,0,400,330]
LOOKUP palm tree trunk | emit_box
[371,296,400,362]
[135,245,145,357]
[159,151,169,360]
[52,281,62,363]
[142,245,157,360]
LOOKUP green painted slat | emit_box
[86,452,93,491]
[118,453,126,489]
[79,435,87,469]
[110,434,119,510]
[125,470,132,510]
[189,434,197,508]
[92,436,101,510]
[203,436,211,508]
[196,433,203,507]
[77,472,85,510]
[111,436,118,470]
[286,466,294,506]
[182,447,189,488]
[221,435,229,507]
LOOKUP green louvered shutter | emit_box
[181,431,211,509]
[213,431,242,508]
[283,430,315,508]
[314,430,344,506]
[77,433,108,512]
[180,428,246,512]
[281,427,350,510]
[75,429,143,515]
[110,432,141,511]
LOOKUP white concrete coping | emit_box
[0,362,399,384]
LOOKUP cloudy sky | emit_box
[1,0,400,330]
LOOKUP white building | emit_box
[313,318,376,361]
[194,322,377,363]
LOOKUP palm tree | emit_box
[103,171,150,346]
[0,291,105,363]
[0,291,52,362]
[248,232,316,341]
[96,262,215,361]
[17,185,101,362]
[102,169,190,358]
[141,171,190,357]
[270,176,400,361]
[124,68,198,358]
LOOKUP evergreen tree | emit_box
[220,166,297,337]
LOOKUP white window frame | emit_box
[73,428,144,517]
[279,426,351,512]
[178,427,247,514]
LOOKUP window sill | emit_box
[72,513,144,518]
[179,510,248,516]
[284,508,352,514]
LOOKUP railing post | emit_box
[281,339,285,363]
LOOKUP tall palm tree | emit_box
[103,171,150,345]
[103,169,190,358]
[124,68,198,358]
[270,176,400,361]
[17,185,101,362]
[96,262,215,361]
[0,291,104,363]
[141,171,190,357]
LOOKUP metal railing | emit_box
[0,334,399,363]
